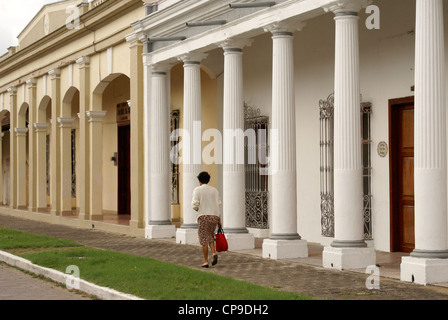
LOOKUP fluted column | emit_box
[58,117,75,216]
[322,0,375,270]
[220,38,254,250]
[34,123,49,211]
[401,0,448,285]
[262,22,308,259]
[145,63,176,239]
[176,52,207,245]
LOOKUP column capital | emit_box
[0,132,4,139]
[26,78,37,89]
[14,127,28,137]
[178,52,208,64]
[264,20,306,34]
[76,56,91,69]
[323,0,371,15]
[57,117,75,128]
[219,38,254,52]
[34,122,50,132]
[86,110,107,122]
[48,69,61,80]
[151,62,172,75]
[126,33,144,49]
[7,87,17,96]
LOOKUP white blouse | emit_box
[191,184,222,222]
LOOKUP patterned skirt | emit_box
[197,215,220,246]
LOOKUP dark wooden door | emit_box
[390,97,415,252]
[118,125,131,215]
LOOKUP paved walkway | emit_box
[0,262,92,300]
[1,213,448,300]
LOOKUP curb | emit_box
[0,250,143,300]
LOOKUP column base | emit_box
[225,233,255,251]
[262,239,308,260]
[323,246,376,270]
[176,227,199,245]
[401,256,448,285]
[145,224,176,239]
[60,210,73,217]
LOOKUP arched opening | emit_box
[36,96,51,212]
[62,87,80,214]
[17,103,29,209]
[0,110,10,206]
[92,73,130,222]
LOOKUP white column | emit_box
[322,0,375,270]
[220,38,254,250]
[262,22,308,260]
[401,0,448,285]
[145,63,176,239]
[176,53,207,245]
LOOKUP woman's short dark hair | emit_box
[197,171,210,184]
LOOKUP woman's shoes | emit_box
[201,263,209,268]
[212,254,218,266]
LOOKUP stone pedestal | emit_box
[401,256,448,285]
[323,246,375,270]
[146,224,176,239]
[262,239,308,260]
[176,227,199,245]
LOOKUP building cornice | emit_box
[142,0,334,66]
[132,0,248,38]
[0,0,143,92]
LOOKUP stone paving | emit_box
[1,213,448,300]
[0,262,92,300]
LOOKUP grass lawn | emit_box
[0,226,313,300]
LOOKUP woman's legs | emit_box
[202,245,209,266]
[202,241,217,267]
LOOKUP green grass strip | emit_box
[0,226,312,300]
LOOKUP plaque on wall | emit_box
[117,102,130,124]
[377,141,388,157]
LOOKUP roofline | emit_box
[17,0,84,39]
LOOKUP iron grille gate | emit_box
[319,93,372,239]
[244,103,269,229]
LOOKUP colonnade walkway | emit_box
[1,212,448,300]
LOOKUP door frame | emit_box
[389,95,414,252]
[117,101,131,215]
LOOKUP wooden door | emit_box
[117,124,131,215]
[390,97,415,252]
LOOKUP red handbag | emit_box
[215,226,228,252]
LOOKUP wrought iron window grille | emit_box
[319,93,373,239]
[244,102,269,229]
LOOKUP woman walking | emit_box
[192,171,222,268]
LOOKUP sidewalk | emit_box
[0,262,92,300]
[1,212,448,300]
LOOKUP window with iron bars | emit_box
[319,93,372,239]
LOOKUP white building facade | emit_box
[131,0,448,284]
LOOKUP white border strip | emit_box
[0,250,143,300]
